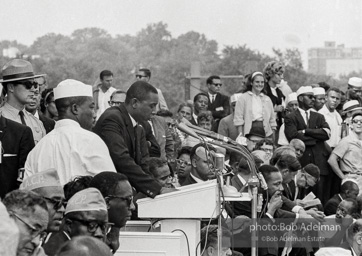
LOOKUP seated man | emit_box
[293,164,320,201]
[182,143,216,186]
[200,225,232,256]
[20,169,66,256]
[44,188,110,256]
[2,190,49,256]
[0,200,20,256]
[324,180,359,216]
[55,236,112,256]
[289,138,305,160]
[89,172,135,254]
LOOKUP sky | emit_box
[1,0,362,69]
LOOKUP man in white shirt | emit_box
[25,79,116,185]
[95,70,116,120]
[318,87,342,148]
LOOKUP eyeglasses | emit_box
[302,172,317,187]
[11,212,43,237]
[106,195,133,207]
[108,101,123,107]
[352,119,362,124]
[68,217,113,234]
[43,197,67,211]
[212,83,222,87]
[176,159,191,166]
[135,75,148,79]
[17,80,39,90]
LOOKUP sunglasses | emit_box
[135,75,148,79]
[68,217,113,234]
[43,197,67,210]
[352,119,362,124]
[106,195,133,207]
[17,80,39,90]
[212,83,222,87]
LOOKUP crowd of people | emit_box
[1,58,362,256]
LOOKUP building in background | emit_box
[308,41,362,78]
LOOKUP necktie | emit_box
[19,111,26,125]
[212,95,215,103]
[305,111,309,127]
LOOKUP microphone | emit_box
[257,172,268,190]
[176,122,201,140]
[184,122,236,145]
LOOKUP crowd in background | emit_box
[1,58,362,256]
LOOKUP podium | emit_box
[138,180,251,256]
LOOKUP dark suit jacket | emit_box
[284,109,330,175]
[93,104,161,198]
[43,231,70,256]
[39,113,55,134]
[207,93,230,120]
[0,116,35,198]
[324,194,342,216]
[140,121,161,158]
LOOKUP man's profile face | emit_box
[77,97,96,130]
[101,75,113,90]
[34,186,65,232]
[314,95,325,110]
[325,91,341,111]
[133,92,159,122]
[66,210,109,241]
[301,93,315,109]
[192,149,215,181]
[266,172,283,196]
[135,71,150,82]
[14,206,49,254]
[155,164,171,187]
[296,171,317,189]
[194,95,208,113]
[108,180,134,228]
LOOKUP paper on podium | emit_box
[138,180,220,218]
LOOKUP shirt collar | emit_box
[190,173,205,183]
[208,92,217,98]
[54,119,81,129]
[4,102,25,116]
[247,91,264,97]
[298,107,310,114]
[128,113,137,127]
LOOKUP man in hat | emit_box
[341,100,362,137]
[19,169,65,256]
[218,93,239,141]
[347,77,362,99]
[135,68,168,111]
[24,79,116,185]
[293,164,320,201]
[278,92,299,146]
[284,86,331,204]
[94,81,175,198]
[244,126,266,152]
[3,189,49,256]
[181,143,216,186]
[312,87,326,112]
[0,59,46,144]
[206,75,230,132]
[89,172,135,253]
[328,111,362,191]
[44,188,110,255]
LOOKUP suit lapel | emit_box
[119,105,136,153]
[296,109,308,129]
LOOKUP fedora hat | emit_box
[0,59,45,83]
[245,126,266,139]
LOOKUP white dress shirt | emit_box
[318,105,342,147]
[24,119,116,185]
[96,86,116,120]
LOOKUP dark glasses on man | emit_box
[68,217,113,234]
[17,80,39,90]
[43,197,67,210]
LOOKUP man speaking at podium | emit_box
[94,81,174,198]
[181,143,217,186]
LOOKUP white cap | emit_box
[342,100,360,112]
[296,86,313,96]
[54,79,93,100]
[286,92,297,105]
[348,77,362,88]
[313,87,325,96]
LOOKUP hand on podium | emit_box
[160,187,178,194]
